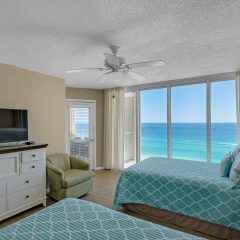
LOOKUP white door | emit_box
[66,100,96,169]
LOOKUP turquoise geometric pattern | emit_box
[0,198,204,240]
[114,157,240,230]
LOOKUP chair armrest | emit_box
[46,161,64,177]
[46,161,64,192]
[70,156,90,170]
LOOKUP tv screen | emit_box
[0,108,28,143]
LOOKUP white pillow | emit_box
[230,152,240,188]
[231,144,240,159]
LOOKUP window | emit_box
[139,79,237,162]
[140,88,167,160]
[69,107,90,158]
[171,84,206,161]
[211,80,238,162]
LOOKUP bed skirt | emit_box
[123,203,240,240]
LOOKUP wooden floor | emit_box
[0,170,219,239]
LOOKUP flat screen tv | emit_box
[0,108,28,143]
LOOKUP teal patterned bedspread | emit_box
[114,157,240,230]
[0,198,204,240]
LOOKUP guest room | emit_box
[0,1,240,240]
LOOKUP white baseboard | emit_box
[95,166,104,170]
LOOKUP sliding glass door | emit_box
[171,84,206,161]
[140,88,167,160]
[139,79,237,162]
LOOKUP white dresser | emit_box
[0,144,48,221]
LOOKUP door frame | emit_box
[65,99,96,170]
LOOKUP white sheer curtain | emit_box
[236,72,240,143]
[103,88,124,169]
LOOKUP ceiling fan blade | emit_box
[126,60,165,69]
[64,68,105,73]
[127,71,146,81]
[104,53,120,66]
[95,71,112,82]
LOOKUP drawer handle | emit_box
[25,180,30,184]
[25,195,29,199]
[32,165,35,169]
[32,154,36,157]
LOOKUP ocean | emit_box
[74,122,238,162]
[141,123,238,162]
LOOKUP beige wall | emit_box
[0,63,66,155]
[66,88,104,167]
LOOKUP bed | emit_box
[114,157,240,240]
[0,198,204,240]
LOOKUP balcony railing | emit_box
[70,139,89,159]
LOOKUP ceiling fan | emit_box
[64,45,165,82]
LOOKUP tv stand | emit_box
[0,143,24,149]
[0,143,47,154]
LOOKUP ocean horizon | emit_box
[74,122,238,163]
[141,122,238,162]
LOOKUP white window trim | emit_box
[167,85,172,159]
[65,99,97,170]
[206,81,211,162]
[134,72,236,162]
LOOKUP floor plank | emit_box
[0,170,220,239]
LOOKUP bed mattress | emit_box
[114,157,240,230]
[0,198,204,240]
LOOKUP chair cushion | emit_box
[47,153,71,171]
[62,169,94,189]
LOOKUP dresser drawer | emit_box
[7,186,44,211]
[7,172,43,194]
[22,149,44,163]
[22,161,43,174]
[0,182,6,197]
[0,196,6,215]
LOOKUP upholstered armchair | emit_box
[46,153,94,201]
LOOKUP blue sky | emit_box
[141,80,236,123]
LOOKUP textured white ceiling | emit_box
[0,0,240,89]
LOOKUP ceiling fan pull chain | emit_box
[112,72,116,99]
